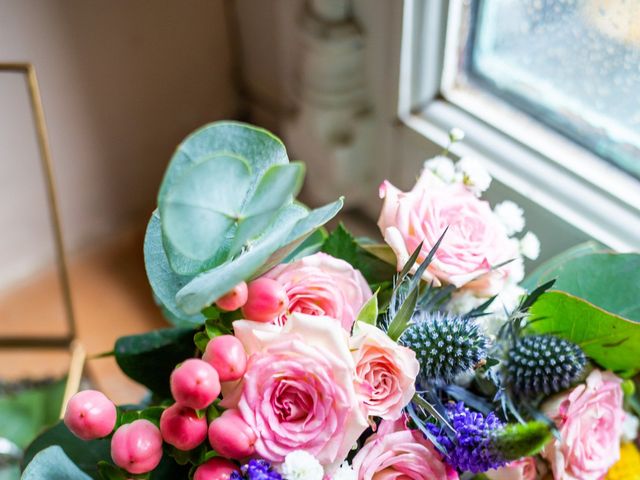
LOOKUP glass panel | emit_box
[470,0,640,178]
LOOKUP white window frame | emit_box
[396,0,640,251]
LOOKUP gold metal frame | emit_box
[0,63,84,412]
[0,63,75,348]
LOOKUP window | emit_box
[397,0,640,251]
[470,0,640,179]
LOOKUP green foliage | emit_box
[114,327,196,398]
[522,241,606,291]
[144,121,343,322]
[357,290,379,326]
[321,223,396,286]
[23,422,110,479]
[0,378,65,449]
[529,291,640,377]
[525,249,640,377]
[22,446,91,480]
[490,421,552,461]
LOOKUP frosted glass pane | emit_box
[471,0,640,178]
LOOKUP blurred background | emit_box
[0,0,639,472]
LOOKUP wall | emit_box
[0,0,237,290]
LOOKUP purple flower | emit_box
[231,459,283,480]
[427,401,507,474]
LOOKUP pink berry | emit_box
[160,404,208,451]
[241,278,289,323]
[194,458,239,480]
[111,419,162,474]
[216,282,248,312]
[64,390,117,440]
[208,409,256,459]
[170,358,221,410]
[203,335,247,382]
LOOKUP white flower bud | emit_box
[456,157,492,195]
[280,451,324,480]
[520,231,541,260]
[332,462,357,480]
[449,127,465,142]
[622,413,639,443]
[494,201,525,235]
[424,155,456,183]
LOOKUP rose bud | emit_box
[170,358,221,410]
[208,409,256,459]
[160,403,208,451]
[194,458,240,480]
[64,390,117,440]
[203,335,247,382]
[216,282,248,312]
[111,419,163,474]
[241,278,288,323]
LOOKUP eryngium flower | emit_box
[506,334,586,398]
[231,459,283,480]
[402,311,488,382]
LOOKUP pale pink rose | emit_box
[222,313,368,471]
[378,170,519,295]
[485,457,537,480]
[541,370,624,480]
[352,416,458,480]
[264,252,372,331]
[350,322,419,420]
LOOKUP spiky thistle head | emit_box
[505,334,586,398]
[401,310,488,383]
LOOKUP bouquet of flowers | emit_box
[22,122,640,480]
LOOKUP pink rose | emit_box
[485,457,537,480]
[541,369,624,480]
[352,417,458,480]
[264,252,372,331]
[350,322,419,420]
[222,313,368,470]
[378,170,518,295]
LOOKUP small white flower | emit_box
[424,155,456,183]
[494,201,525,235]
[519,231,541,260]
[456,157,492,195]
[449,127,465,142]
[493,284,526,314]
[506,256,525,285]
[475,313,509,339]
[622,413,639,443]
[331,462,357,480]
[447,290,485,315]
[280,451,324,480]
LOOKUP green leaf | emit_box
[387,286,418,341]
[157,122,294,275]
[176,198,343,315]
[96,462,127,480]
[526,252,640,322]
[282,227,328,263]
[160,154,252,263]
[115,327,196,398]
[23,422,111,479]
[490,421,552,461]
[176,204,308,314]
[357,290,379,325]
[143,211,205,326]
[321,224,396,285]
[0,378,65,450]
[159,121,288,203]
[194,331,210,353]
[359,243,397,266]
[522,241,607,291]
[529,291,640,377]
[22,446,92,480]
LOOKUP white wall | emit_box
[0,0,237,290]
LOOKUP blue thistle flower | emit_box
[231,459,282,480]
[427,402,507,474]
[401,310,488,383]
